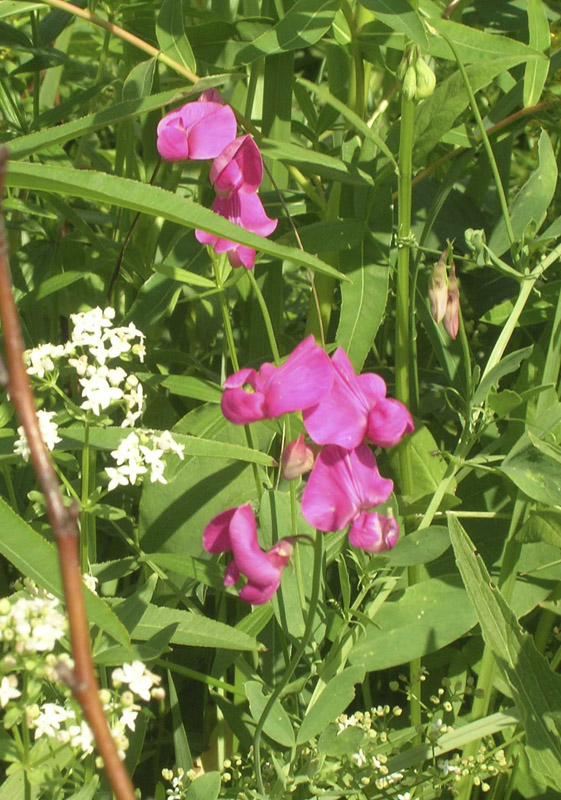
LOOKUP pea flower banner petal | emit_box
[348,512,399,553]
[202,505,293,605]
[221,335,332,424]
[156,101,237,161]
[301,443,393,533]
[210,135,263,197]
[303,348,413,449]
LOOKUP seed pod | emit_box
[415,57,436,99]
[403,64,417,100]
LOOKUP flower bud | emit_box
[428,252,448,324]
[151,686,166,702]
[443,265,460,339]
[281,434,314,480]
[402,65,417,100]
[415,58,436,99]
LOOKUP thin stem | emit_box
[254,532,324,794]
[247,270,281,364]
[441,33,516,250]
[29,0,199,84]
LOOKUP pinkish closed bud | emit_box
[428,251,448,324]
[281,434,314,480]
[443,265,460,339]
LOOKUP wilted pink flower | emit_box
[443,265,460,339]
[428,251,448,324]
[203,504,293,604]
[281,434,314,480]
[303,349,413,450]
[301,444,394,543]
[221,335,332,425]
[156,101,237,161]
[210,135,263,197]
[196,192,277,270]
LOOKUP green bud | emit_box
[402,65,417,100]
[415,58,436,99]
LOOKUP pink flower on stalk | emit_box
[196,192,277,270]
[281,434,315,480]
[156,101,237,162]
[303,349,414,450]
[221,335,332,425]
[210,135,263,197]
[203,505,293,604]
[301,443,398,553]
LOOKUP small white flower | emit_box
[14,410,61,461]
[68,720,94,755]
[83,574,98,594]
[154,431,185,459]
[398,793,411,800]
[25,343,66,379]
[438,758,461,776]
[79,370,124,416]
[352,748,367,767]
[0,675,21,707]
[111,661,160,702]
[119,705,140,732]
[33,703,73,739]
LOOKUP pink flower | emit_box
[198,88,223,103]
[281,434,315,480]
[203,505,293,604]
[210,135,263,197]
[156,101,237,162]
[301,443,398,553]
[303,349,414,450]
[195,192,277,270]
[221,335,332,425]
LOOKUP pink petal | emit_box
[224,560,239,586]
[239,580,280,605]
[228,246,256,270]
[237,193,277,237]
[303,348,368,449]
[228,507,288,587]
[221,368,267,424]
[264,335,332,417]
[198,89,223,103]
[195,228,218,246]
[301,444,393,532]
[202,507,237,553]
[348,512,399,553]
[366,398,414,448]
[182,102,237,160]
[156,121,190,161]
[211,135,263,196]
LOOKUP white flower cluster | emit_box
[28,660,163,762]
[13,409,61,462]
[0,580,67,654]
[106,430,185,492]
[23,307,146,427]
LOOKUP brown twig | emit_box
[0,147,136,799]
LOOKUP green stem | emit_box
[30,11,40,129]
[247,270,281,364]
[254,531,324,794]
[396,79,419,736]
[441,33,516,251]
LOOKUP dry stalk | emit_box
[0,147,136,800]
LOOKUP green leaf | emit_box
[336,224,390,372]
[515,509,561,550]
[235,0,339,64]
[473,346,533,407]
[501,431,561,506]
[122,58,157,101]
[168,670,193,773]
[245,680,295,747]
[349,575,477,671]
[524,0,550,107]
[297,666,365,743]
[0,497,129,646]
[119,602,262,651]
[359,0,427,47]
[388,526,451,567]
[66,777,99,800]
[143,552,224,589]
[260,138,375,187]
[5,162,346,279]
[490,130,557,256]
[297,79,397,167]
[389,425,449,503]
[186,773,221,800]
[449,516,561,791]
[428,17,548,65]
[156,0,196,74]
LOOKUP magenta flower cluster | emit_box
[156,90,277,270]
[203,337,413,605]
